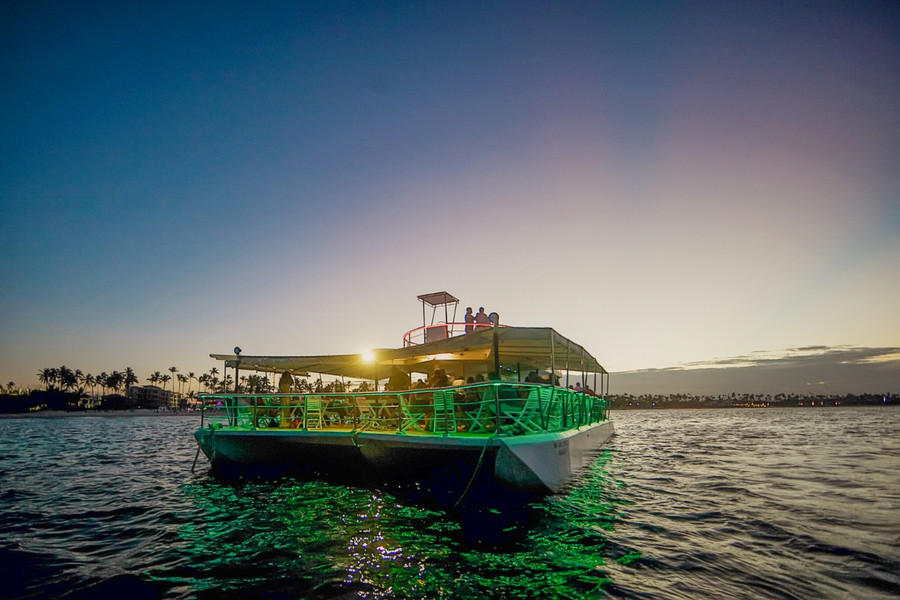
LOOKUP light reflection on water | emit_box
[172,451,621,599]
[0,407,898,599]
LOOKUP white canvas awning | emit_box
[211,327,606,379]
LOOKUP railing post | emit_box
[493,383,503,434]
[537,386,545,430]
[302,394,308,431]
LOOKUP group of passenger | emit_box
[463,306,491,333]
[386,367,493,392]
[569,382,597,396]
[262,367,595,431]
[525,370,596,395]
[264,366,594,431]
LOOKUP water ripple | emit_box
[1,408,898,598]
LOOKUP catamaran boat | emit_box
[194,292,614,501]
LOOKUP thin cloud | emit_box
[612,346,900,395]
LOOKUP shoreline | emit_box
[2,404,894,419]
[0,409,205,418]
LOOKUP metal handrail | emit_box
[199,382,608,436]
[401,322,505,347]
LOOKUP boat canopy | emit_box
[210,326,606,380]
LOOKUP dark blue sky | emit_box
[2,1,898,391]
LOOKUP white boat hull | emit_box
[195,420,614,495]
[495,420,615,492]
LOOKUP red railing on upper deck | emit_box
[403,322,505,347]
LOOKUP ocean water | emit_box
[0,407,897,599]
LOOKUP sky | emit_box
[2,1,898,394]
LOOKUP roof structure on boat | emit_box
[416,291,458,306]
[211,326,606,379]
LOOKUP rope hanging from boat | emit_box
[191,443,202,472]
[453,435,494,508]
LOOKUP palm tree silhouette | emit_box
[108,371,123,395]
[38,368,55,390]
[124,367,138,397]
[98,372,109,396]
[84,373,96,399]
[58,366,76,392]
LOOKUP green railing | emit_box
[199,382,609,436]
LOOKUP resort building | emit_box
[127,385,179,410]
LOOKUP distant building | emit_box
[127,385,179,410]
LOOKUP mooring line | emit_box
[190,442,201,472]
[453,435,494,508]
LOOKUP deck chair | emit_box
[501,388,544,433]
[465,386,497,433]
[432,390,457,435]
[253,396,279,428]
[354,396,379,430]
[230,396,257,427]
[398,395,426,432]
[304,396,325,430]
[541,387,562,430]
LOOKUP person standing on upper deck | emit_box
[474,307,489,328]
[464,307,475,333]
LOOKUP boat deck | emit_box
[199,381,608,439]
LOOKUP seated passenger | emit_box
[427,368,450,388]
[386,367,410,391]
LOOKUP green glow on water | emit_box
[616,551,643,566]
[156,449,625,598]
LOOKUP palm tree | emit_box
[124,367,138,397]
[98,372,109,396]
[108,371,123,395]
[177,373,188,395]
[207,367,220,394]
[84,373,96,398]
[38,368,55,390]
[160,374,171,391]
[187,372,196,395]
[58,366,77,392]
[168,366,178,390]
